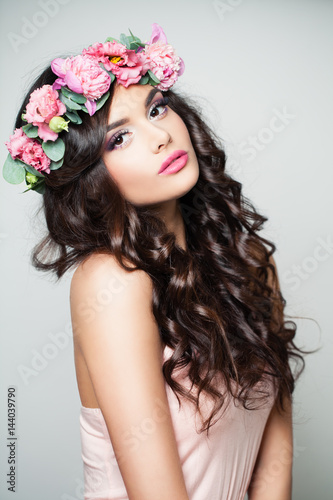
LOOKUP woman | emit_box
[3,23,307,500]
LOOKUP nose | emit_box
[148,122,172,154]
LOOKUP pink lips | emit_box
[158,150,188,174]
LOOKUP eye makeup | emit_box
[105,95,170,152]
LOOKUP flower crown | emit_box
[3,23,184,194]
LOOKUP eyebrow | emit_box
[106,87,161,133]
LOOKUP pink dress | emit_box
[79,344,277,500]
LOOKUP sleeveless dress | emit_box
[79,344,277,500]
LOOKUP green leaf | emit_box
[3,154,25,184]
[105,36,121,43]
[59,92,82,111]
[25,165,45,178]
[139,75,149,85]
[65,110,82,124]
[21,113,28,122]
[32,182,45,194]
[147,70,160,84]
[129,41,143,51]
[22,179,45,194]
[22,124,39,138]
[61,86,87,104]
[42,138,65,162]
[95,91,110,112]
[49,158,64,171]
[128,29,142,44]
[120,33,131,49]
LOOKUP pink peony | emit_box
[25,85,66,125]
[21,141,51,173]
[51,55,111,115]
[5,128,31,159]
[5,128,51,173]
[144,23,184,91]
[23,85,66,142]
[144,42,184,91]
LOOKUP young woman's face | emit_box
[102,84,200,206]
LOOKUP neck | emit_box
[150,199,187,252]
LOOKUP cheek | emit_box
[102,146,151,196]
[171,113,191,141]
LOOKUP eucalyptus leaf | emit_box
[65,110,82,124]
[139,75,149,85]
[129,41,142,51]
[22,179,45,194]
[3,154,25,184]
[95,91,110,112]
[61,87,86,104]
[59,93,82,111]
[105,36,121,43]
[128,30,142,44]
[120,33,130,49]
[49,158,64,171]
[25,164,45,178]
[22,124,39,138]
[147,70,160,84]
[32,182,46,194]
[42,138,65,162]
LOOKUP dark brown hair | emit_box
[15,63,312,436]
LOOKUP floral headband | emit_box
[3,23,184,194]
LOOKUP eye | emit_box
[106,129,131,151]
[149,96,169,120]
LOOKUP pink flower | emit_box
[144,23,185,91]
[23,85,66,142]
[113,52,150,87]
[21,141,51,174]
[82,42,150,87]
[144,42,184,91]
[51,55,111,115]
[5,128,31,159]
[25,85,66,125]
[5,128,51,173]
[82,41,128,71]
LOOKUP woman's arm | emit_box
[248,254,294,500]
[247,394,293,500]
[70,254,190,500]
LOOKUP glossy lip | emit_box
[158,150,188,174]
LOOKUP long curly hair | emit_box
[15,63,310,436]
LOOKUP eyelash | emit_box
[106,96,169,151]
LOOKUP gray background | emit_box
[0,0,332,499]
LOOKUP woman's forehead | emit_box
[108,84,162,121]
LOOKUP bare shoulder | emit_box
[70,253,154,327]
[69,253,189,499]
[71,252,152,299]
